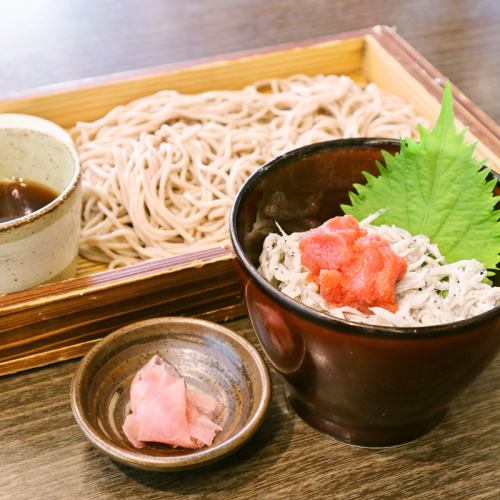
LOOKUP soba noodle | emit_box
[73,75,424,268]
[258,214,500,327]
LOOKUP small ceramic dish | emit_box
[70,317,271,471]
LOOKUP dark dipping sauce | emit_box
[0,178,58,224]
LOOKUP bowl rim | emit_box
[229,137,500,339]
[0,124,80,232]
[70,316,272,471]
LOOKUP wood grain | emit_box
[364,29,500,168]
[1,0,499,124]
[0,35,366,128]
[0,26,498,377]
[0,251,243,376]
[0,0,499,497]
[0,317,498,499]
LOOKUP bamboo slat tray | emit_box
[0,25,498,376]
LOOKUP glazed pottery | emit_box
[0,114,81,294]
[230,138,500,447]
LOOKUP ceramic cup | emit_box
[0,114,81,294]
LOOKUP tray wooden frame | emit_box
[0,25,498,376]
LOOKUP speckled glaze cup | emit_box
[0,114,81,294]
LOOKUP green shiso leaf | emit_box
[342,82,500,270]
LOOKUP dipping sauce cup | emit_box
[0,114,81,294]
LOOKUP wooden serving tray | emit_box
[0,25,498,376]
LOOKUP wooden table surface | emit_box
[0,1,499,498]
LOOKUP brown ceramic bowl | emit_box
[229,138,500,447]
[70,317,271,471]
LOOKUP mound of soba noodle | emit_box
[73,75,423,268]
[258,214,500,327]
